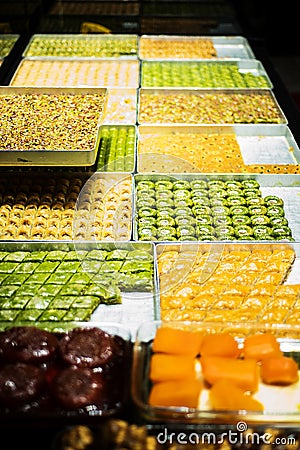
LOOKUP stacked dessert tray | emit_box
[1,33,300,439]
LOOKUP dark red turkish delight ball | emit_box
[0,326,59,364]
[52,366,104,409]
[58,327,124,368]
[0,363,45,406]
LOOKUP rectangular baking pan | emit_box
[10,57,140,88]
[95,124,137,173]
[132,173,300,241]
[140,59,273,89]
[22,33,139,58]
[138,35,255,60]
[0,240,158,339]
[132,315,300,425]
[0,86,107,166]
[137,88,288,125]
[136,124,300,173]
[0,171,133,241]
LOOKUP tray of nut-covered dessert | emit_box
[0,241,158,337]
[140,60,272,89]
[133,174,300,243]
[132,318,300,425]
[22,34,138,58]
[137,124,300,174]
[0,86,107,166]
[0,322,132,421]
[138,35,255,60]
[138,88,287,125]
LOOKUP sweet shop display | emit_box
[138,90,286,124]
[1,26,300,440]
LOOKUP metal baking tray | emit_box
[137,88,288,125]
[0,34,19,58]
[132,173,300,241]
[136,124,300,173]
[95,124,137,173]
[10,58,140,88]
[0,86,107,166]
[22,34,138,58]
[138,35,255,60]
[132,317,300,426]
[0,240,158,339]
[140,59,273,89]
